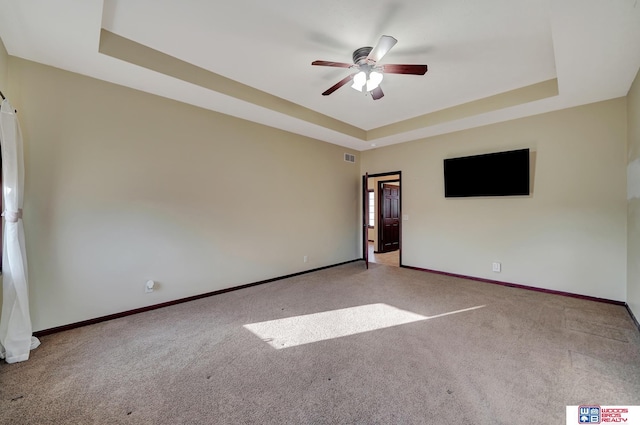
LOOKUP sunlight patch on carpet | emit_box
[243,303,485,349]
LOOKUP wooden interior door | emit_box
[380,183,400,253]
[362,173,369,269]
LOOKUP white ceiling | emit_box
[0,0,639,151]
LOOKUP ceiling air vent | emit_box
[344,153,356,163]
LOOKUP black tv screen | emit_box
[444,149,530,197]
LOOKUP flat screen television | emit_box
[444,148,530,197]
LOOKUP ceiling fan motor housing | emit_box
[352,46,373,64]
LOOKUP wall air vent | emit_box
[344,153,356,163]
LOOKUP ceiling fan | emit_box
[312,35,428,100]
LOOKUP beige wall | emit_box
[628,68,640,321]
[362,99,628,301]
[1,36,635,331]
[0,37,6,310]
[0,37,7,91]
[7,57,360,332]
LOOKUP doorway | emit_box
[364,172,401,267]
[379,182,400,253]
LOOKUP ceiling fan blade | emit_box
[322,74,355,96]
[380,64,428,75]
[366,35,397,63]
[312,60,353,68]
[371,86,384,100]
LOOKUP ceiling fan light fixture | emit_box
[312,35,427,99]
[366,71,383,91]
[351,71,367,92]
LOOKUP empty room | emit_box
[1,1,640,424]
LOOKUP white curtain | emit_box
[0,98,39,363]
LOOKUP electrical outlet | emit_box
[492,262,501,273]
[145,280,155,293]
[303,255,308,263]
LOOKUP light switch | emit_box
[403,215,409,221]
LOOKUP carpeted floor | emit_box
[1,262,639,424]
